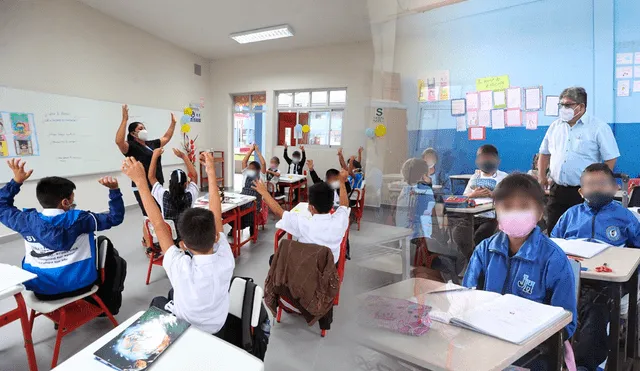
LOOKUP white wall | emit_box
[207,42,374,184]
[0,0,211,237]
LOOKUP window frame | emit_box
[276,88,346,147]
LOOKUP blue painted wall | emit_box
[397,0,640,178]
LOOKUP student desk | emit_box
[0,284,37,371]
[574,245,640,371]
[357,279,571,371]
[449,174,473,194]
[350,221,413,279]
[53,311,264,371]
[278,174,308,210]
[445,203,495,248]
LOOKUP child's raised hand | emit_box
[98,176,119,190]
[358,146,364,154]
[299,145,305,151]
[152,148,164,157]
[337,148,343,156]
[339,169,349,181]
[306,159,314,171]
[284,142,288,149]
[203,152,216,175]
[172,148,185,158]
[7,158,33,184]
[252,179,268,195]
[121,157,146,184]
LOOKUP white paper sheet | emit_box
[411,288,501,324]
[0,264,37,293]
[634,80,640,93]
[524,87,542,111]
[525,111,538,130]
[466,92,479,111]
[456,116,466,132]
[467,111,479,127]
[617,52,633,65]
[479,91,493,111]
[506,87,521,109]
[618,80,631,97]
[550,238,610,259]
[451,98,466,116]
[545,96,560,116]
[617,66,633,79]
[478,110,491,127]
[468,127,485,140]
[491,109,505,129]
[493,90,506,108]
[506,109,521,126]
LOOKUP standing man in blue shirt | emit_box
[537,87,620,233]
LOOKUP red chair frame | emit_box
[0,287,38,371]
[235,200,258,256]
[143,218,172,285]
[351,186,366,231]
[272,226,349,337]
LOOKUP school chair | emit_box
[627,178,640,208]
[23,237,118,368]
[350,180,366,231]
[267,182,287,219]
[256,200,269,231]
[614,173,631,207]
[272,228,349,337]
[0,285,38,371]
[143,217,178,285]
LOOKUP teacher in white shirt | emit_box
[537,87,620,233]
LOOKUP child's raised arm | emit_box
[0,159,34,234]
[338,169,349,207]
[242,144,255,170]
[254,145,267,174]
[253,179,284,218]
[148,148,163,185]
[337,148,348,171]
[203,153,223,235]
[283,143,291,164]
[173,148,198,182]
[122,157,173,252]
[357,146,364,164]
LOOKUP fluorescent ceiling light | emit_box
[230,24,294,44]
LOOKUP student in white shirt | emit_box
[123,153,235,335]
[148,148,199,225]
[254,170,351,264]
[453,144,507,259]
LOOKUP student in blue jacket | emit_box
[463,173,577,370]
[551,163,640,371]
[0,159,125,300]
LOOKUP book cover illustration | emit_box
[94,307,190,370]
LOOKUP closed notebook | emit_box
[449,294,567,345]
[550,238,610,258]
[94,307,190,370]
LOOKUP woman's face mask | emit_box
[136,128,149,141]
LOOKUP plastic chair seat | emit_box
[23,285,98,314]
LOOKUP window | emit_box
[276,89,346,146]
[232,93,266,166]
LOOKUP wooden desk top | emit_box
[445,203,495,214]
[579,246,640,282]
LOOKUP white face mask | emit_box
[292,158,300,164]
[559,107,576,122]
[329,180,341,190]
[136,129,149,141]
[426,160,436,168]
[245,169,257,178]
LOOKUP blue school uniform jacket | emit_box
[551,201,640,247]
[0,180,125,295]
[463,227,577,337]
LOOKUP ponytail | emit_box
[168,170,189,213]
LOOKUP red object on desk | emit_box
[595,264,612,273]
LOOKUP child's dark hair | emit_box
[477,144,499,157]
[401,158,429,185]
[308,182,334,213]
[271,157,280,165]
[292,151,301,158]
[421,148,439,162]
[582,162,615,181]
[127,122,143,141]
[248,161,261,171]
[36,177,76,208]
[325,168,340,178]
[168,169,190,213]
[348,158,362,169]
[178,208,216,252]
[493,173,545,207]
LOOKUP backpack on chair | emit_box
[95,235,127,315]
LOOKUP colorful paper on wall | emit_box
[616,66,633,79]
[525,111,538,130]
[491,109,505,129]
[545,96,560,116]
[466,92,479,112]
[617,53,633,65]
[456,116,466,132]
[493,90,506,109]
[505,109,522,126]
[0,112,40,158]
[635,66,640,79]
[451,98,466,116]
[418,70,450,102]
[524,87,542,111]
[476,75,510,91]
[468,127,486,141]
[506,87,521,109]
[467,111,479,127]
[478,110,491,127]
[479,91,493,111]
[633,80,640,93]
[617,80,631,97]
[635,52,640,65]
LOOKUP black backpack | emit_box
[223,277,270,360]
[95,236,127,315]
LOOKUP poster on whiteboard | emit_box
[0,112,40,158]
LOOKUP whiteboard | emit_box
[0,86,186,182]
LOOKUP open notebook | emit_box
[550,238,610,259]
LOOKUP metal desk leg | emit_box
[469,214,475,252]
[402,236,411,280]
[608,283,622,371]
[547,330,563,371]
[627,267,639,360]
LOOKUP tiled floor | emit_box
[0,206,403,371]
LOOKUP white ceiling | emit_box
[78,0,372,60]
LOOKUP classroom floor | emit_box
[0,206,404,371]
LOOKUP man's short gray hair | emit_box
[560,87,587,107]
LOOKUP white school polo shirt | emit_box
[463,170,508,218]
[275,206,351,263]
[162,232,235,334]
[539,113,620,186]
